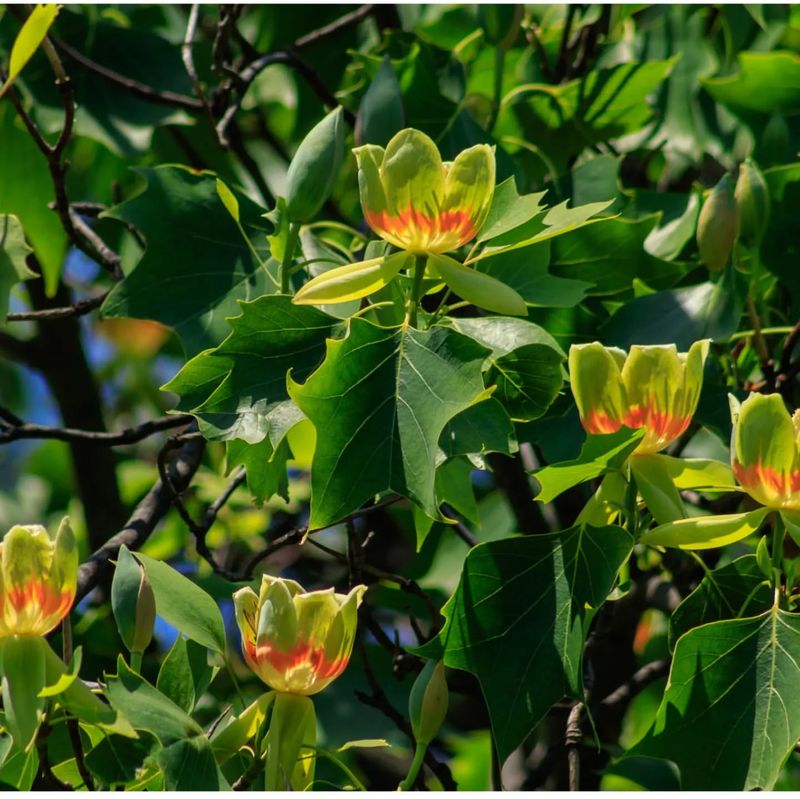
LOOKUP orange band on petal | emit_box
[365,206,476,252]
[584,410,622,435]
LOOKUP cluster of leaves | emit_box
[3,2,800,792]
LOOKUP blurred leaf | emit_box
[0,213,34,321]
[602,265,744,349]
[0,104,66,293]
[635,607,800,789]
[703,51,800,116]
[0,4,59,100]
[357,55,404,147]
[419,523,633,761]
[85,734,155,786]
[499,58,677,172]
[102,166,274,357]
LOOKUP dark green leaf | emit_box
[419,524,633,760]
[226,437,290,505]
[111,545,145,654]
[163,295,338,443]
[439,398,518,461]
[158,737,230,790]
[288,318,491,528]
[450,317,565,421]
[102,166,273,357]
[602,265,744,349]
[357,56,404,147]
[669,555,772,648]
[85,734,156,786]
[635,607,800,790]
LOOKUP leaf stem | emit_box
[405,255,428,328]
[130,650,143,673]
[772,513,785,596]
[398,742,427,790]
[281,222,301,294]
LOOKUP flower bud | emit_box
[735,159,770,246]
[112,545,156,655]
[478,5,523,50]
[696,174,739,272]
[285,107,345,223]
[409,659,448,746]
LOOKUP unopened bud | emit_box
[735,159,770,246]
[696,174,739,272]
[478,5,523,50]
[409,660,448,745]
[112,545,155,656]
[285,107,345,223]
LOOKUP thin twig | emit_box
[0,413,193,446]
[565,701,583,791]
[6,292,108,322]
[67,719,94,790]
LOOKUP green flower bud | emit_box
[735,159,770,246]
[112,545,155,656]
[478,5,523,50]
[409,660,448,746]
[696,174,739,272]
[285,107,345,223]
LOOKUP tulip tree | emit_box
[3,3,800,792]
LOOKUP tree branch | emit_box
[75,434,206,601]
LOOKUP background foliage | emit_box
[2,2,800,791]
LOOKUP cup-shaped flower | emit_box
[0,518,77,637]
[731,392,800,511]
[233,575,366,695]
[569,340,710,455]
[354,128,495,255]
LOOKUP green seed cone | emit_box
[735,159,770,246]
[696,174,739,272]
[409,660,449,746]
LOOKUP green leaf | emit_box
[156,637,197,714]
[85,734,156,787]
[102,166,274,357]
[419,524,633,761]
[670,555,772,648]
[211,691,275,763]
[439,398,518,462]
[0,4,60,100]
[226,437,290,505]
[476,178,547,243]
[702,51,800,117]
[471,199,613,262]
[499,58,677,174]
[157,737,230,790]
[631,454,687,525]
[0,214,34,321]
[640,507,770,550]
[288,318,491,528]
[634,607,800,789]
[646,454,736,491]
[602,265,744,350]
[357,55,404,147]
[162,295,338,443]
[135,553,226,654]
[627,190,701,261]
[449,317,565,422]
[476,241,592,308]
[105,657,203,745]
[547,215,680,296]
[0,104,66,294]
[532,427,644,504]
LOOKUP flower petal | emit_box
[569,342,627,435]
[441,144,496,242]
